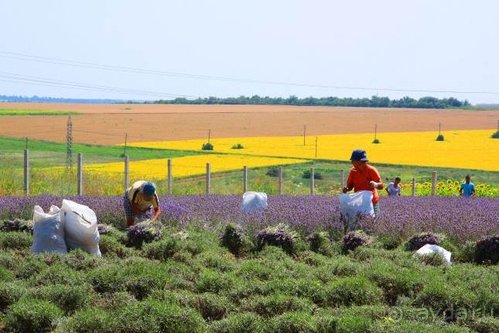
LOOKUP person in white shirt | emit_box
[386,177,401,196]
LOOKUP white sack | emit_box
[241,191,268,214]
[339,191,374,220]
[415,244,452,266]
[61,199,101,256]
[32,205,67,254]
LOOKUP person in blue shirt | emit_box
[459,175,475,197]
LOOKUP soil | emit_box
[0,103,497,145]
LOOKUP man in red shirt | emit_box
[342,149,384,218]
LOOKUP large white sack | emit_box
[415,244,452,266]
[241,191,268,214]
[61,199,101,256]
[339,191,374,221]
[32,205,67,254]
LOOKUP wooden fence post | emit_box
[206,163,211,194]
[411,178,416,196]
[24,149,29,196]
[341,169,345,188]
[167,159,172,195]
[278,167,283,195]
[243,166,248,193]
[124,155,129,191]
[310,168,315,195]
[431,171,437,196]
[77,153,83,195]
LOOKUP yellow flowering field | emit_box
[83,154,307,179]
[128,129,498,171]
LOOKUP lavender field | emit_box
[1,195,497,242]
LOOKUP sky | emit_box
[0,0,498,103]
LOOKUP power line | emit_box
[0,71,197,98]
[1,51,499,95]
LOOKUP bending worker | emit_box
[124,180,161,226]
[342,149,384,218]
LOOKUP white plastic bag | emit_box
[339,191,374,220]
[240,192,268,214]
[415,244,452,266]
[32,205,67,254]
[61,199,101,256]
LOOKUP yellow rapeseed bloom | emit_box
[128,129,499,171]
[84,154,307,179]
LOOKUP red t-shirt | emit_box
[346,164,382,204]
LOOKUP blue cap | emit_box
[143,182,156,196]
[350,149,368,161]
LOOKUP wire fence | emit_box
[6,149,470,197]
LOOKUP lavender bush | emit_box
[405,232,441,251]
[343,231,371,252]
[474,235,499,264]
[0,196,497,243]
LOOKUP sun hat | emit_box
[350,149,368,162]
[142,182,156,197]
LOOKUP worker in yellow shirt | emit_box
[123,180,161,226]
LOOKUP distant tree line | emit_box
[155,95,470,109]
[0,95,128,104]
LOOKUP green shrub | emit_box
[0,232,32,250]
[220,224,247,256]
[0,251,20,271]
[53,307,115,333]
[376,233,404,250]
[95,291,137,310]
[256,223,298,255]
[492,131,499,139]
[192,293,233,321]
[323,256,362,277]
[87,265,128,293]
[99,236,133,258]
[231,143,244,149]
[242,294,314,318]
[302,170,323,179]
[195,251,235,272]
[417,252,448,267]
[196,270,234,293]
[307,231,332,255]
[380,320,471,333]
[0,282,27,312]
[324,276,383,307]
[202,142,214,150]
[113,299,205,333]
[23,283,94,314]
[436,134,445,141]
[266,166,280,177]
[267,311,316,333]
[15,256,47,279]
[469,316,499,333]
[363,260,422,305]
[405,232,441,251]
[298,250,329,267]
[474,235,499,264]
[414,281,479,322]
[33,263,86,287]
[61,249,100,271]
[142,237,178,261]
[372,138,380,144]
[334,315,374,333]
[208,312,264,333]
[4,299,63,333]
[452,241,475,263]
[0,266,13,282]
[343,230,371,252]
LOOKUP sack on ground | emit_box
[61,199,101,256]
[339,191,374,230]
[415,244,452,266]
[241,191,268,214]
[32,205,67,254]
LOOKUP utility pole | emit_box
[66,115,73,171]
[124,133,128,156]
[208,129,211,144]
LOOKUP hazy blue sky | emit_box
[1,0,498,103]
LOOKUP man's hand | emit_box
[342,186,350,193]
[369,181,379,189]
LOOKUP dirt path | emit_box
[0,103,497,145]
